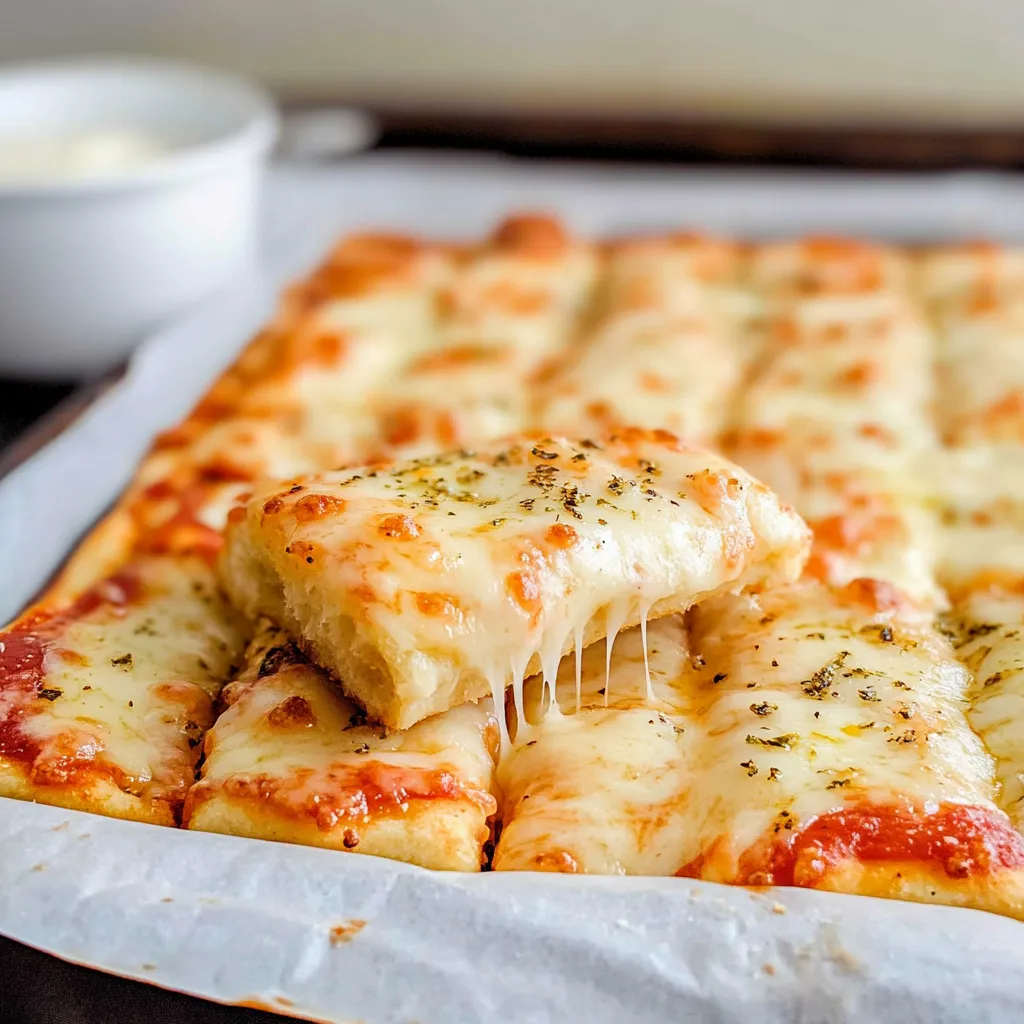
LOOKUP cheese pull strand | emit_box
[493,617,695,875]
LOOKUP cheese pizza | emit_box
[537,236,746,444]
[0,556,244,825]
[921,246,1024,594]
[369,214,598,458]
[728,238,941,607]
[186,622,497,871]
[219,431,810,731]
[6,215,1024,920]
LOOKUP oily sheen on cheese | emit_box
[493,617,695,875]
[371,216,598,458]
[14,216,1024,925]
[186,624,498,871]
[537,237,744,445]
[948,587,1024,832]
[729,239,942,607]
[220,430,811,730]
[682,579,1024,919]
[0,557,244,825]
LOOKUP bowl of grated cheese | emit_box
[0,57,278,379]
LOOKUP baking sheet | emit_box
[3,155,1024,1022]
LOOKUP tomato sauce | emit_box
[735,804,1024,887]
[0,569,141,767]
[189,762,496,832]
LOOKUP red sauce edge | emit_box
[679,804,1024,885]
[0,569,143,770]
[186,761,496,832]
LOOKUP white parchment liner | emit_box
[3,156,1024,1022]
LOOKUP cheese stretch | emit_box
[220,431,810,732]
[495,577,1024,920]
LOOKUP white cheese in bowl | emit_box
[0,128,170,185]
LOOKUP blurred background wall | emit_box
[4,0,1024,126]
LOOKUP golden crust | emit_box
[813,860,1024,921]
[186,797,489,872]
[0,764,176,828]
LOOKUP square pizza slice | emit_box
[220,429,810,730]
[537,237,745,447]
[681,577,1024,921]
[0,557,245,825]
[185,622,498,871]
[368,215,598,458]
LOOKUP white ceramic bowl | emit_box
[0,58,279,379]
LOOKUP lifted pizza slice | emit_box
[185,622,497,871]
[220,430,810,730]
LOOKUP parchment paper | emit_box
[3,156,1024,1022]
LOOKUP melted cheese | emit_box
[48,235,463,597]
[951,589,1024,832]
[220,431,810,731]
[538,240,744,444]
[918,243,1024,312]
[187,624,497,871]
[931,445,1024,593]
[684,580,1001,885]
[932,288,1024,446]
[493,618,695,874]
[749,238,911,300]
[739,313,932,448]
[729,248,941,606]
[238,235,457,421]
[0,558,244,823]
[369,227,598,458]
[924,265,1024,590]
[436,224,596,360]
[730,429,941,606]
[18,219,1024,909]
